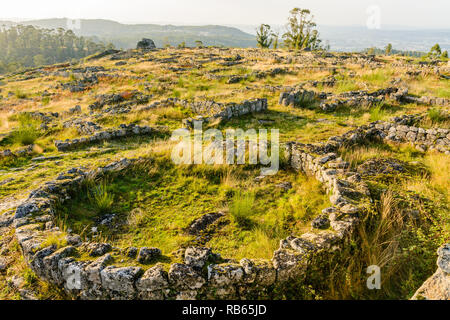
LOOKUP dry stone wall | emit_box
[12,113,449,299]
[54,124,164,151]
[279,86,449,112]
[412,244,450,300]
[14,130,372,300]
[182,98,268,129]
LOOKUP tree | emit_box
[442,50,449,59]
[195,40,203,48]
[272,31,280,49]
[385,43,392,55]
[429,44,441,58]
[0,25,109,74]
[256,24,273,49]
[282,8,322,50]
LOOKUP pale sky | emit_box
[1,0,449,28]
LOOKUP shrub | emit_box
[10,113,42,145]
[427,108,446,124]
[14,89,28,99]
[230,191,255,228]
[88,181,114,214]
[369,104,387,121]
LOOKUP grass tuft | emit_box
[10,114,42,145]
[88,181,114,214]
[229,191,255,228]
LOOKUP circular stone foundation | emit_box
[14,137,371,299]
[57,154,331,265]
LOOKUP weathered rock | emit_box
[125,247,138,258]
[0,257,7,272]
[275,181,293,191]
[136,264,169,300]
[184,247,212,269]
[272,248,307,282]
[86,243,112,257]
[168,263,205,291]
[311,215,330,229]
[412,244,450,300]
[137,247,161,264]
[188,212,224,235]
[100,266,142,299]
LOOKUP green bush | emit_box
[427,108,446,124]
[88,181,114,214]
[14,89,28,99]
[10,114,42,145]
[369,103,387,121]
[230,191,255,228]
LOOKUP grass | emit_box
[229,191,255,228]
[335,80,361,93]
[40,232,68,250]
[434,87,450,99]
[427,108,448,124]
[1,48,449,299]
[7,114,42,146]
[369,103,387,121]
[14,89,28,99]
[88,181,114,214]
[360,69,393,86]
[55,154,329,261]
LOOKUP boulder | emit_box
[137,38,156,50]
[137,247,161,264]
[136,264,169,300]
[184,247,212,269]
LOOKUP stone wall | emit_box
[412,244,450,300]
[14,130,371,300]
[182,98,268,129]
[54,124,163,151]
[279,86,449,112]
[13,116,449,299]
[0,145,35,160]
[401,95,450,106]
[373,115,450,154]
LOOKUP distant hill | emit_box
[230,24,450,52]
[2,18,448,51]
[0,18,257,49]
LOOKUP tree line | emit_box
[0,25,113,74]
[366,43,448,59]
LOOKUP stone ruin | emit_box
[182,98,268,129]
[54,124,166,152]
[278,86,449,112]
[10,109,450,299]
[13,121,377,299]
[412,244,450,300]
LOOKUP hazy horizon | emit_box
[1,0,450,29]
